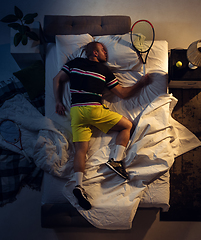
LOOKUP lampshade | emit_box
[187,40,201,68]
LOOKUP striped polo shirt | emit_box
[62,58,119,107]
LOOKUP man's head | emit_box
[84,41,107,62]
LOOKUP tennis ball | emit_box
[176,61,182,68]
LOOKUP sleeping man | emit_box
[53,41,151,210]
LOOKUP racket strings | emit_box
[131,20,155,53]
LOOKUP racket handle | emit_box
[143,64,146,75]
[22,149,31,163]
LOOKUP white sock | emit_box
[113,145,126,161]
[75,172,83,187]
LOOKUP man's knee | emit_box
[125,118,133,130]
[111,116,133,131]
[120,116,132,130]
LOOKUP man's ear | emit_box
[93,50,98,57]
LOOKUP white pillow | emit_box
[94,34,140,71]
[56,33,140,72]
[56,34,94,71]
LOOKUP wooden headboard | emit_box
[43,15,131,43]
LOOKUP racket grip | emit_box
[22,149,31,163]
[143,64,146,75]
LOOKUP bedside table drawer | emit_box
[169,80,201,88]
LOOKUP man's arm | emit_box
[53,70,69,115]
[110,74,151,99]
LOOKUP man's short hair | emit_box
[84,41,100,58]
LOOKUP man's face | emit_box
[96,43,107,62]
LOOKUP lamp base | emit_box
[188,62,198,69]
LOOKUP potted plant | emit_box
[1,6,39,46]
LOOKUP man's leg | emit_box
[106,116,133,179]
[73,141,92,210]
[110,116,133,147]
[74,141,89,174]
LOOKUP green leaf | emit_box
[24,18,34,24]
[8,23,21,31]
[26,31,39,41]
[21,34,28,45]
[23,13,38,24]
[14,6,23,20]
[20,25,27,34]
[0,14,18,23]
[25,26,30,32]
[14,32,22,46]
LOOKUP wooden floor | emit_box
[170,88,201,179]
[162,87,201,220]
[170,88,201,137]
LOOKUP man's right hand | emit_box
[56,102,66,115]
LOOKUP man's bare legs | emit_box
[73,116,133,209]
[74,116,132,174]
[74,116,132,185]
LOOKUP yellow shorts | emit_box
[70,105,122,142]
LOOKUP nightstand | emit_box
[169,49,201,88]
[10,21,45,69]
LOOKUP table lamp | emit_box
[187,40,201,69]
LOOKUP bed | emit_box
[0,15,200,230]
[37,15,201,230]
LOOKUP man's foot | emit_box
[73,185,92,210]
[106,158,129,180]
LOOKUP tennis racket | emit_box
[130,20,155,75]
[0,119,31,163]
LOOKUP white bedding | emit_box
[41,37,201,229]
[0,94,72,176]
[0,93,200,229]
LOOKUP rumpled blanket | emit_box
[0,94,73,177]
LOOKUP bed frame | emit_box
[41,15,132,228]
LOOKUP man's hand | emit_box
[56,102,66,115]
[53,70,69,116]
[138,73,152,87]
